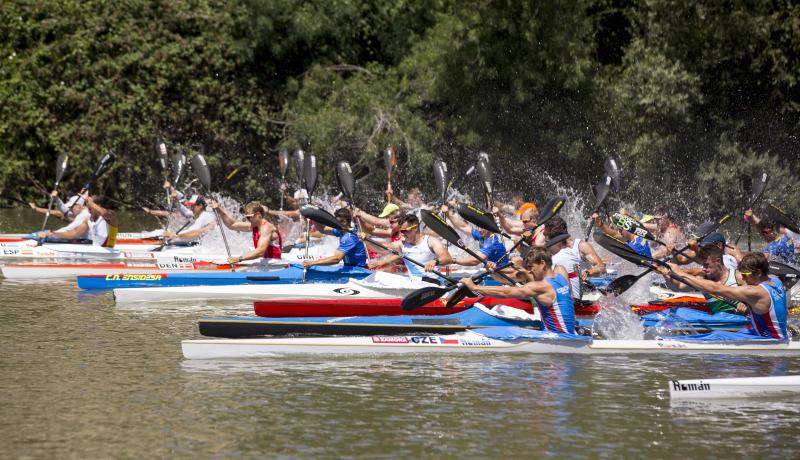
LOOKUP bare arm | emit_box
[579,241,606,276]
[211,201,251,231]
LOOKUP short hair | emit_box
[544,216,567,239]
[739,252,770,277]
[697,245,724,262]
[244,201,266,215]
[654,204,673,219]
[757,218,776,232]
[400,214,419,227]
[91,195,114,209]
[334,207,352,222]
[523,247,552,268]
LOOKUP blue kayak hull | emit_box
[77,264,372,289]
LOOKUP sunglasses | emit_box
[739,271,753,276]
[399,225,418,233]
[244,214,255,219]
[388,219,400,224]
[521,218,534,223]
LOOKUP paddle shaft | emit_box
[356,229,457,285]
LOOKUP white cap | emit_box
[65,195,85,208]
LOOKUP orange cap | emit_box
[515,202,537,216]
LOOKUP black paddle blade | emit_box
[605,274,640,295]
[445,284,474,308]
[611,212,659,243]
[383,147,396,178]
[93,151,115,179]
[766,203,800,234]
[604,156,622,191]
[457,203,501,234]
[303,154,318,196]
[594,232,656,268]
[299,205,344,231]
[770,261,800,289]
[278,149,289,177]
[590,175,612,213]
[156,140,168,170]
[421,209,463,248]
[537,196,567,226]
[353,164,371,182]
[477,157,493,196]
[172,152,186,184]
[335,161,356,201]
[749,171,769,206]
[191,154,213,191]
[293,149,305,183]
[224,165,249,188]
[433,159,449,203]
[55,153,69,183]
[401,285,452,311]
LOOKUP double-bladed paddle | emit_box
[157,140,169,171]
[401,197,566,310]
[301,153,318,281]
[191,154,233,270]
[335,160,370,261]
[433,159,449,206]
[383,146,397,201]
[293,149,305,190]
[596,232,746,306]
[299,205,458,287]
[767,260,800,289]
[278,149,289,210]
[736,171,769,249]
[603,214,732,295]
[604,156,622,192]
[80,151,115,194]
[40,153,69,231]
[224,164,249,189]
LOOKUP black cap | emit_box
[546,233,570,248]
[194,196,207,208]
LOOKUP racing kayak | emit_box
[198,304,542,338]
[181,329,800,359]
[113,272,437,305]
[640,308,749,331]
[0,230,162,244]
[1,260,244,279]
[78,264,371,289]
[669,375,800,399]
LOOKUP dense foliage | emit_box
[1,0,798,218]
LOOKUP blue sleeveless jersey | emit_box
[626,236,652,258]
[766,235,795,263]
[472,228,508,263]
[750,277,788,340]
[540,274,576,334]
[331,228,368,268]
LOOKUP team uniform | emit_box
[537,274,576,334]
[746,277,788,340]
[253,225,283,260]
[766,235,795,263]
[703,267,740,314]
[401,235,437,281]
[626,236,652,258]
[551,238,591,299]
[88,216,118,248]
[331,228,367,268]
[471,228,507,263]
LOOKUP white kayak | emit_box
[181,328,800,359]
[0,230,161,242]
[0,258,279,279]
[669,375,800,399]
[113,271,436,305]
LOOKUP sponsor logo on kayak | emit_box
[2,248,21,255]
[371,336,409,344]
[171,256,198,263]
[671,380,711,392]
[104,274,165,281]
[439,338,459,345]
[333,287,360,295]
[459,338,493,346]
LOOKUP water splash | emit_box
[592,294,645,340]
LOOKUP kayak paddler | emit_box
[497,201,546,246]
[544,217,606,300]
[745,210,797,263]
[304,208,368,269]
[461,247,577,335]
[31,195,91,242]
[367,214,454,281]
[657,252,788,339]
[38,194,118,247]
[161,196,216,243]
[441,203,507,265]
[210,200,282,264]
[591,210,653,258]
[353,203,402,242]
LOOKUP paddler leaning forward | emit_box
[461,247,576,335]
[657,252,788,340]
[210,200,282,264]
[367,214,453,282]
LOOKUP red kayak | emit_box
[253,296,710,318]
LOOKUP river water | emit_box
[2,209,800,458]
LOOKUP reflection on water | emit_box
[3,210,800,457]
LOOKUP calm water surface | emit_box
[1,210,800,458]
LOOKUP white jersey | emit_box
[402,235,436,278]
[551,238,591,298]
[183,211,216,235]
[723,253,738,271]
[88,216,109,246]
[55,209,90,239]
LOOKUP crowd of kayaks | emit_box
[2,232,799,361]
